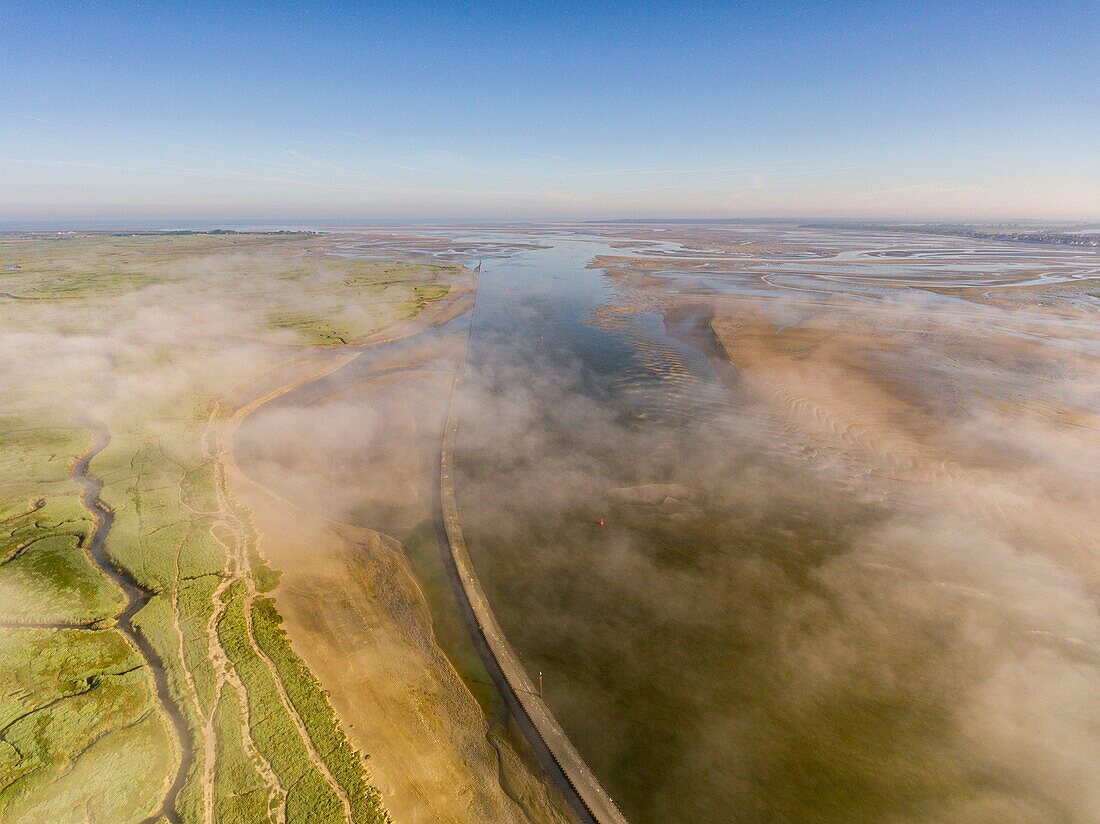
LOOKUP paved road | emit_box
[439,315,629,824]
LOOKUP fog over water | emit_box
[444,230,1100,823]
[237,227,1100,824]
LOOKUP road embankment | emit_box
[437,264,629,824]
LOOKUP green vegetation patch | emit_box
[130,587,212,822]
[215,580,345,821]
[97,428,226,590]
[0,628,172,823]
[0,534,125,625]
[0,234,282,301]
[213,687,274,823]
[264,257,458,344]
[251,596,388,823]
[413,284,450,308]
[3,706,174,823]
[0,413,175,822]
[269,312,353,346]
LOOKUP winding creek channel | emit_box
[73,423,191,824]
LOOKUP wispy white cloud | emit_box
[391,162,432,173]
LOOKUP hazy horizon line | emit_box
[3,216,1100,233]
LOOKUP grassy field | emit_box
[0,232,462,822]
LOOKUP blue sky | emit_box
[2,1,1097,221]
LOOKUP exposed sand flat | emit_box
[704,301,1100,585]
[593,226,1100,601]
[708,314,957,486]
[228,473,567,824]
